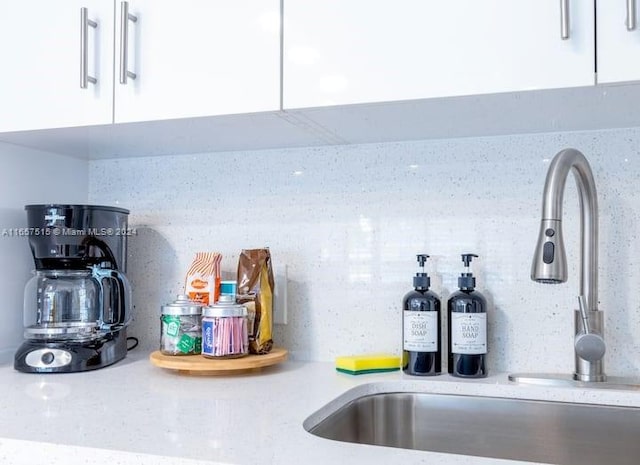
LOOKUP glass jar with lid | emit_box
[160,295,204,355]
[202,295,248,359]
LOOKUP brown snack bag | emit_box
[185,252,222,305]
[237,248,274,354]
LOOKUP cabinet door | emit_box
[596,0,640,83]
[114,0,280,124]
[284,1,595,108]
[0,1,114,132]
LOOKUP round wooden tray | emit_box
[149,347,288,376]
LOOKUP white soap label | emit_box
[403,311,438,352]
[451,313,487,355]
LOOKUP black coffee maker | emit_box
[14,204,133,373]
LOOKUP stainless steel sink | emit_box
[305,392,640,464]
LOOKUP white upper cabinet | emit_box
[284,0,595,109]
[0,0,280,133]
[113,0,281,123]
[0,1,114,132]
[596,0,640,83]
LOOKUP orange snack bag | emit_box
[185,252,222,305]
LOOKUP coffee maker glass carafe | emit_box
[24,267,131,341]
[15,204,133,373]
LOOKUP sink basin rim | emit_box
[304,386,640,465]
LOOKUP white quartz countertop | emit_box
[1,350,640,465]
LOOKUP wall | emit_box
[89,127,640,376]
[0,143,88,363]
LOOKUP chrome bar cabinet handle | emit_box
[560,0,570,40]
[80,7,98,88]
[628,0,637,31]
[119,1,138,84]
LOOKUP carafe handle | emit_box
[92,267,133,332]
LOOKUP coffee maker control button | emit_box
[41,352,55,365]
[25,349,72,369]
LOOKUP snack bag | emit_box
[237,248,274,354]
[185,252,222,305]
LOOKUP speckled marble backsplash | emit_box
[89,128,640,376]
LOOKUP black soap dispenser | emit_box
[402,254,442,376]
[447,253,488,378]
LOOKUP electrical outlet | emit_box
[273,264,288,325]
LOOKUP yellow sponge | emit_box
[335,353,401,375]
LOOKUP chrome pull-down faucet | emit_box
[510,149,640,389]
[511,148,608,385]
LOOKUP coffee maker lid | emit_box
[25,204,130,214]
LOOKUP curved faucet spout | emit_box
[531,148,604,382]
[531,148,598,312]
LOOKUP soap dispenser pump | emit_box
[447,253,488,378]
[402,254,442,376]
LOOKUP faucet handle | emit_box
[577,295,591,334]
[575,296,606,362]
[575,332,606,362]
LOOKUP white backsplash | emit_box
[89,127,640,376]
